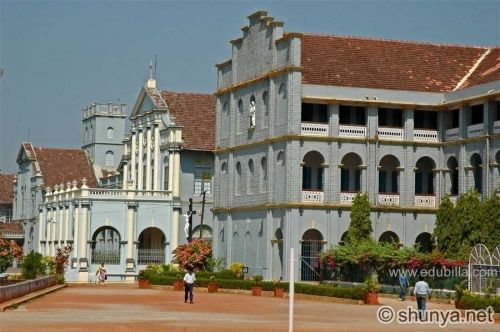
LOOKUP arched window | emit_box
[237,99,243,134]
[378,155,400,194]
[107,127,114,139]
[302,151,325,191]
[340,153,362,192]
[248,159,255,194]
[91,226,121,265]
[415,157,436,195]
[470,153,482,193]
[260,157,267,192]
[249,95,256,128]
[277,151,285,165]
[221,162,227,174]
[235,162,242,195]
[222,101,230,138]
[105,151,114,166]
[447,156,459,196]
[262,91,269,128]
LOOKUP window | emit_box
[195,167,212,195]
[105,151,114,166]
[247,159,255,193]
[107,127,114,139]
[260,157,267,192]
[277,151,285,165]
[163,157,169,190]
[237,99,243,134]
[262,91,269,128]
[249,95,256,128]
[235,162,242,195]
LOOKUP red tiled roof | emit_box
[0,222,23,234]
[300,34,491,92]
[32,147,99,189]
[0,174,14,204]
[460,48,500,89]
[160,91,216,151]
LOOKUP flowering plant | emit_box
[272,279,282,288]
[171,239,212,272]
[0,236,23,274]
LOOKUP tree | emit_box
[453,190,483,258]
[481,191,500,250]
[432,195,455,255]
[345,193,372,243]
[0,237,23,274]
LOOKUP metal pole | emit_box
[199,191,206,239]
[289,248,295,332]
[188,198,193,243]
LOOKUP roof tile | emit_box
[0,174,14,204]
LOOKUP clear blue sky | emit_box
[0,0,499,173]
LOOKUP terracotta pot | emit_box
[274,288,284,298]
[207,283,219,293]
[251,286,263,296]
[173,280,184,291]
[454,300,464,309]
[364,292,379,305]
[138,279,149,289]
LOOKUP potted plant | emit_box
[173,273,184,291]
[251,275,263,296]
[363,275,379,305]
[207,275,219,293]
[273,279,284,298]
[137,270,149,289]
[454,279,467,309]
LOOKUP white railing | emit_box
[138,249,166,265]
[378,193,400,206]
[88,188,171,198]
[377,127,404,141]
[339,125,367,138]
[414,195,436,207]
[301,122,329,137]
[445,127,460,141]
[414,129,438,143]
[0,216,13,223]
[467,123,484,138]
[302,190,324,203]
[340,192,358,205]
[493,120,500,134]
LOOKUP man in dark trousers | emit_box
[183,269,196,304]
[398,272,409,301]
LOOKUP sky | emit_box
[0,0,499,173]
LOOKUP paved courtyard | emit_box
[1,283,497,331]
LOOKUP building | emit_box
[0,173,14,223]
[213,11,500,281]
[14,75,216,281]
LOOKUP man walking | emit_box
[398,272,408,301]
[184,269,196,304]
[414,275,431,320]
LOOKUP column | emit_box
[130,131,137,189]
[126,202,136,277]
[72,204,80,266]
[78,203,89,279]
[51,207,56,256]
[137,127,144,190]
[168,152,174,192]
[153,124,160,191]
[122,161,129,189]
[58,205,64,246]
[173,151,180,197]
[171,209,180,253]
[45,208,52,256]
[38,208,45,254]
[146,126,152,190]
[64,205,69,246]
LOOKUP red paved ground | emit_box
[0,283,497,331]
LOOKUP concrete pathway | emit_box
[0,283,497,331]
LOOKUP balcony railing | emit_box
[445,127,460,141]
[414,195,436,207]
[301,122,329,137]
[339,125,367,138]
[413,129,438,143]
[378,193,400,206]
[493,120,500,134]
[377,127,404,141]
[340,192,358,205]
[302,190,324,203]
[467,123,484,138]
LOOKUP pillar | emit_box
[171,209,180,253]
[125,202,137,278]
[78,202,90,282]
[173,151,180,197]
[146,126,152,190]
[131,130,137,189]
[137,127,144,190]
[153,124,160,191]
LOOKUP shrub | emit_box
[55,245,72,275]
[460,293,500,312]
[21,252,45,279]
[253,275,263,283]
[56,274,66,284]
[171,239,212,271]
[230,262,245,278]
[41,256,56,275]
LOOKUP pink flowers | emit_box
[0,236,23,274]
[171,240,212,271]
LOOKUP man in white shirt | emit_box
[183,269,196,304]
[413,275,431,320]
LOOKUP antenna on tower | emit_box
[148,61,154,80]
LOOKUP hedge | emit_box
[460,294,500,312]
[145,275,365,300]
[143,269,238,280]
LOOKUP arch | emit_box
[235,162,242,195]
[192,225,213,245]
[91,226,121,265]
[260,157,267,192]
[277,151,285,165]
[105,150,115,166]
[237,99,243,133]
[340,153,362,192]
[447,156,459,196]
[221,162,227,174]
[415,157,436,194]
[302,151,325,191]
[107,127,114,139]
[415,232,432,253]
[279,83,287,97]
[470,153,482,193]
[301,229,324,281]
[379,231,399,244]
[379,155,401,193]
[138,227,166,265]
